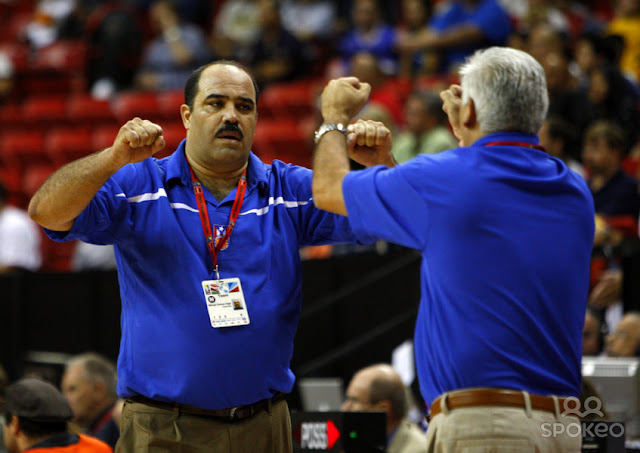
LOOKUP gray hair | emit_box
[459,47,549,135]
[68,352,118,401]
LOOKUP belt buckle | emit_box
[228,406,238,420]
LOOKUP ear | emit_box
[8,415,20,436]
[373,400,392,415]
[94,380,107,397]
[461,97,477,129]
[180,104,191,130]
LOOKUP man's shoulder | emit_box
[77,433,113,451]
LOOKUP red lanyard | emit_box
[485,141,546,152]
[189,166,247,279]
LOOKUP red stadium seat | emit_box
[21,96,67,125]
[0,42,29,73]
[44,127,93,165]
[23,40,87,94]
[66,94,117,126]
[112,91,159,123]
[0,130,49,167]
[92,125,121,151]
[156,89,184,122]
[253,119,313,167]
[0,104,22,131]
[156,122,185,158]
[258,79,320,119]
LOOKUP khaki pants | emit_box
[116,397,292,453]
[426,396,582,453]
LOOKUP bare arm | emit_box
[313,78,394,216]
[398,25,485,53]
[28,118,165,231]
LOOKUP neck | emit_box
[188,155,248,202]
[461,128,488,147]
[21,434,55,451]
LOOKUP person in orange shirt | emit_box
[2,378,112,453]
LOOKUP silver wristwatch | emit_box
[314,123,348,144]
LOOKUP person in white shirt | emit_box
[0,181,41,273]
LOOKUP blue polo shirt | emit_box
[45,142,358,409]
[342,132,595,406]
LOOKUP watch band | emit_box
[314,123,348,144]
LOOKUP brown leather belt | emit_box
[430,388,567,418]
[128,392,285,422]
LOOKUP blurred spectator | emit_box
[582,120,640,219]
[583,307,606,356]
[341,364,427,453]
[135,0,213,91]
[71,242,117,272]
[279,0,337,43]
[585,63,640,144]
[606,0,640,82]
[246,0,308,88]
[396,0,435,76]
[574,32,621,88]
[526,23,566,64]
[538,115,585,177]
[0,182,42,274]
[60,353,119,449]
[0,52,14,105]
[542,51,591,147]
[78,3,144,99]
[392,90,458,163]
[210,0,261,60]
[337,0,398,76]
[25,0,77,49]
[605,311,640,357]
[397,0,511,75]
[3,378,112,453]
[349,52,404,128]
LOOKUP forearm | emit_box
[312,130,350,216]
[28,147,125,231]
[427,25,485,50]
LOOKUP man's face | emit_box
[182,64,257,169]
[605,316,640,357]
[581,136,619,176]
[341,371,375,412]
[405,97,429,135]
[61,364,100,425]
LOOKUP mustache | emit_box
[216,123,244,140]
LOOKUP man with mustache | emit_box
[28,60,395,453]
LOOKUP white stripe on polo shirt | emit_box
[240,197,309,216]
[117,191,308,216]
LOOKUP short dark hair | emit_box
[545,115,577,153]
[584,120,626,153]
[368,375,407,420]
[4,412,67,439]
[184,60,260,110]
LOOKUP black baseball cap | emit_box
[4,378,73,422]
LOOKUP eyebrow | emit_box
[204,93,255,107]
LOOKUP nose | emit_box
[221,104,239,124]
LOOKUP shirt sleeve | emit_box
[44,169,135,245]
[342,163,430,250]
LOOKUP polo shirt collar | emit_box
[165,139,269,194]
[473,131,540,148]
